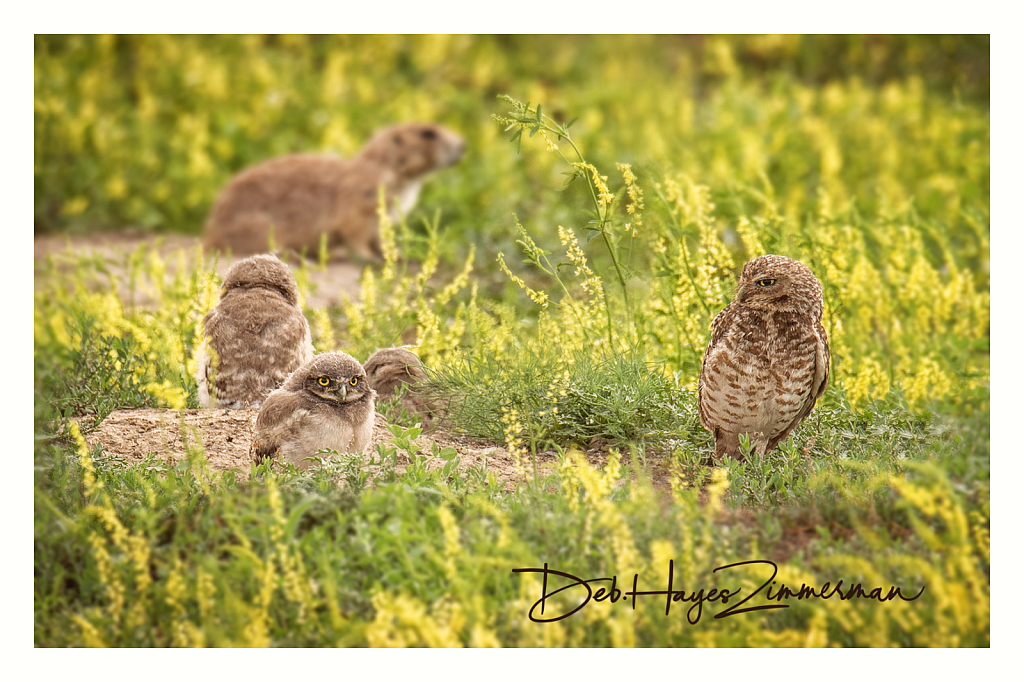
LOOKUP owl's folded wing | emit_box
[250,392,311,464]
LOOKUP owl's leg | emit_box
[714,429,743,462]
[754,434,770,457]
[251,442,280,466]
[195,344,215,408]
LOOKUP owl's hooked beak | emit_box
[338,382,367,402]
[735,282,750,303]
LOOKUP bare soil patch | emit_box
[86,408,546,492]
[35,231,365,309]
[85,407,679,494]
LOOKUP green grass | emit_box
[34,402,988,646]
[34,35,989,647]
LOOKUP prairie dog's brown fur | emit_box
[204,123,466,261]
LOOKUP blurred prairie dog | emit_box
[203,122,466,261]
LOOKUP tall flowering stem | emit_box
[494,96,634,344]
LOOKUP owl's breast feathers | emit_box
[699,305,828,442]
[251,385,375,468]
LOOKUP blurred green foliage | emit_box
[34,35,988,249]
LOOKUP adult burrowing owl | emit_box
[250,352,376,470]
[196,253,314,409]
[363,347,438,426]
[698,254,830,461]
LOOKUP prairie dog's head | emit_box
[359,123,466,180]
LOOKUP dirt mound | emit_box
[86,408,546,491]
[85,407,679,495]
[86,408,257,472]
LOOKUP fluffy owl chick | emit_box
[363,347,439,426]
[251,352,376,470]
[203,122,466,261]
[698,254,830,461]
[196,253,314,409]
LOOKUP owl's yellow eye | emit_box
[349,377,359,386]
[317,377,330,386]
[757,278,777,287]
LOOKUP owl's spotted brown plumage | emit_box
[250,352,376,470]
[196,254,314,409]
[698,254,830,461]
[363,347,439,427]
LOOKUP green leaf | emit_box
[586,230,601,242]
[285,496,320,537]
[565,117,578,129]
[558,170,580,191]
[509,128,523,153]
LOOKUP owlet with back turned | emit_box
[196,253,314,409]
[363,347,439,428]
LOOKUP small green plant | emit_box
[433,345,692,451]
[35,308,157,436]
[373,383,424,430]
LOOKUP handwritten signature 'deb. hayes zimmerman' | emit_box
[511,559,925,624]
